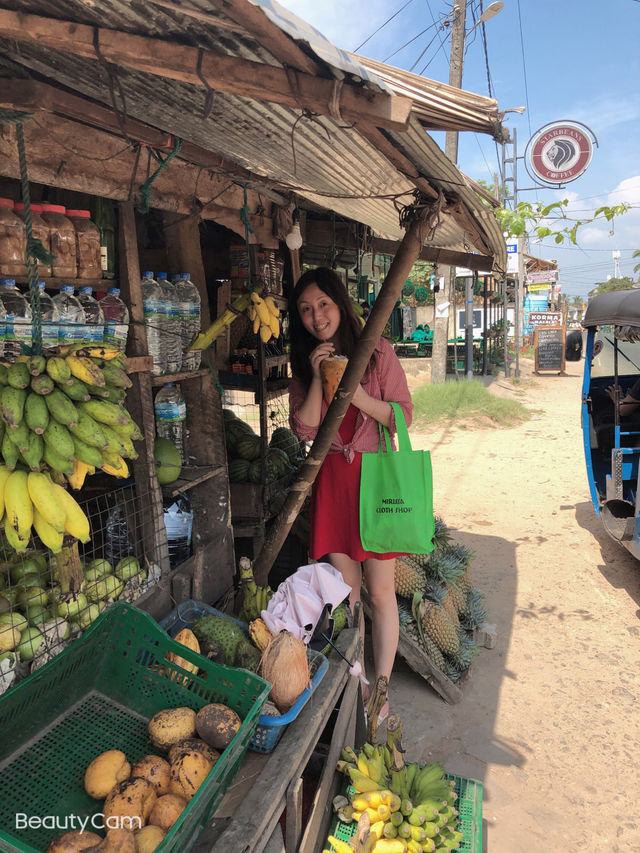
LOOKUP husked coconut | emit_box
[259,630,310,712]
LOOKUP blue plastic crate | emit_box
[160,600,328,753]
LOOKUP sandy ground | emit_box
[385,357,640,852]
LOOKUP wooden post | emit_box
[118,201,170,570]
[162,211,211,328]
[251,217,425,584]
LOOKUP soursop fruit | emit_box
[234,638,262,672]
[193,614,245,665]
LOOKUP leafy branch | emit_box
[495,199,630,245]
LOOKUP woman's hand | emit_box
[606,384,621,403]
[309,341,335,380]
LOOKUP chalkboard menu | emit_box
[534,325,566,374]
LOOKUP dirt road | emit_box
[391,358,640,852]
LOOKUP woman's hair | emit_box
[289,267,364,387]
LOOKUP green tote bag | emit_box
[359,402,435,555]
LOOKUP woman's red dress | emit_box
[309,404,404,562]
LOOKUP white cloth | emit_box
[261,562,351,643]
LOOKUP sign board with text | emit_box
[529,311,562,326]
[534,325,566,375]
[525,270,559,285]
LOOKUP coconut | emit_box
[258,630,310,713]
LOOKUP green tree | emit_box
[633,249,640,279]
[588,276,635,296]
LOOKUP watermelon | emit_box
[269,427,301,462]
[268,447,292,476]
[248,457,278,484]
[236,433,262,461]
[228,458,250,482]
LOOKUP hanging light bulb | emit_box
[285,209,303,251]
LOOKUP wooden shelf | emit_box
[161,464,225,497]
[151,368,211,386]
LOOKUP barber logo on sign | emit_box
[525,121,596,186]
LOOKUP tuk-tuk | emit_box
[582,289,640,557]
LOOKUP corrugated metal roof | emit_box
[351,54,505,140]
[0,0,506,271]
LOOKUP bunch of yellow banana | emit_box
[335,744,463,852]
[246,291,280,344]
[0,346,141,490]
[0,466,90,552]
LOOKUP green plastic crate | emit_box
[329,773,483,852]
[0,602,271,853]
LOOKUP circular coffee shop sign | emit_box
[527,121,594,185]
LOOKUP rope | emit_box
[239,184,253,284]
[137,137,183,214]
[0,108,55,355]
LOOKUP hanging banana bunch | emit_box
[246,291,280,344]
[0,344,141,494]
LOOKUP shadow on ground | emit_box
[386,529,518,845]
[575,499,640,612]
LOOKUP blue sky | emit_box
[279,0,640,299]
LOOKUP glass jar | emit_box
[40,204,76,278]
[0,198,27,278]
[66,209,101,280]
[13,202,52,277]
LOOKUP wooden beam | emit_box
[0,78,287,204]
[0,114,277,244]
[0,10,412,132]
[356,124,439,200]
[148,0,320,76]
[371,238,494,271]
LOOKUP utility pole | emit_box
[432,0,467,385]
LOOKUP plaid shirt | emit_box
[288,337,413,461]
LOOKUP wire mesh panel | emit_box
[0,475,171,696]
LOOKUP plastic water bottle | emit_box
[176,273,201,370]
[37,282,60,351]
[104,503,134,569]
[52,285,86,347]
[142,271,166,375]
[0,278,32,361]
[0,293,7,360]
[154,382,186,463]
[99,287,129,352]
[77,286,104,345]
[163,493,193,569]
[159,276,182,374]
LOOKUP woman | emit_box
[288,267,413,717]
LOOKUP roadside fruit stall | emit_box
[0,0,508,850]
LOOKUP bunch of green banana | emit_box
[0,465,91,552]
[246,291,281,344]
[236,555,274,623]
[335,745,463,852]
[0,346,141,491]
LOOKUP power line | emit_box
[419,0,452,73]
[383,20,441,63]
[515,0,533,138]
[352,0,417,52]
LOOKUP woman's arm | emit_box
[351,386,393,428]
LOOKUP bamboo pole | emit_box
[251,216,426,584]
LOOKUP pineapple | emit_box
[425,549,464,587]
[394,557,426,598]
[460,588,487,632]
[420,599,460,656]
[445,628,480,675]
[432,515,453,551]
[426,580,460,629]
[445,583,467,616]
[398,598,446,671]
